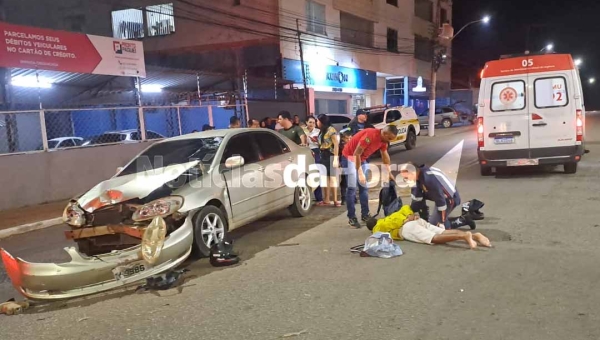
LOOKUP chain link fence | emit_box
[0,103,246,155]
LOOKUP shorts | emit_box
[401,220,445,245]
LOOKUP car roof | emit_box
[159,128,276,143]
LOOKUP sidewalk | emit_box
[0,200,66,231]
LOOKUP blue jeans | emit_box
[429,193,461,229]
[342,157,369,219]
[311,148,323,202]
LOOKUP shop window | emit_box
[534,77,568,108]
[340,12,374,48]
[306,0,326,35]
[415,0,433,22]
[387,28,398,52]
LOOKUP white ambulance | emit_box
[477,53,586,176]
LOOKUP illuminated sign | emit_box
[282,58,376,90]
[412,76,426,92]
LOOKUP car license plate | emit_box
[494,137,514,144]
[507,159,539,167]
[112,261,147,281]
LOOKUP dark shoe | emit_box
[361,213,373,222]
[450,216,476,230]
[348,217,362,229]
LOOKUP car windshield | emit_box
[117,137,223,177]
[48,140,60,148]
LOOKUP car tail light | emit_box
[576,109,583,142]
[477,117,484,148]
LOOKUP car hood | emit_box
[78,161,200,212]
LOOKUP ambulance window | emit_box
[534,77,568,108]
[490,80,526,112]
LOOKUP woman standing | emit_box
[316,114,340,206]
[306,117,324,205]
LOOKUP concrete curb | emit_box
[0,217,62,240]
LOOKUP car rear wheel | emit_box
[289,185,312,217]
[193,206,228,257]
[480,165,493,176]
[564,162,578,174]
[442,119,452,128]
[404,129,417,150]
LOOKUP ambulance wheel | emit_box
[404,130,417,150]
[480,165,493,177]
[564,162,578,174]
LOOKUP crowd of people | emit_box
[196,109,490,250]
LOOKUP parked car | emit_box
[82,129,165,146]
[418,107,461,128]
[324,113,354,131]
[451,101,477,124]
[0,128,315,300]
[37,137,84,150]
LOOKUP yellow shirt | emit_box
[372,205,414,240]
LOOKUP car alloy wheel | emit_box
[298,186,311,211]
[442,119,452,128]
[201,213,225,248]
[289,184,312,217]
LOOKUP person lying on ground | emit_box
[366,205,491,249]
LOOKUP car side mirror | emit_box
[225,156,245,169]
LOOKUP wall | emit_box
[247,100,306,121]
[0,142,154,211]
[279,0,415,78]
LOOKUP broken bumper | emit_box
[0,217,194,301]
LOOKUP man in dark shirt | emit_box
[347,109,375,136]
[277,111,307,146]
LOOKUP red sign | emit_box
[482,54,575,78]
[0,21,146,77]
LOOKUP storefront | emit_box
[282,58,377,116]
[406,76,452,115]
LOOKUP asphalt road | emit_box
[2,116,600,340]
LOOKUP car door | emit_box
[253,132,295,208]
[370,111,385,129]
[220,133,264,223]
[384,110,406,144]
[528,73,576,156]
[483,77,530,157]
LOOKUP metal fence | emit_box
[0,103,247,155]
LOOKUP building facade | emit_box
[279,0,452,116]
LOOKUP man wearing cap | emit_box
[347,109,374,136]
[399,163,475,230]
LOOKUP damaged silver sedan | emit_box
[1,129,315,300]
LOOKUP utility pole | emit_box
[296,19,310,118]
[428,0,442,137]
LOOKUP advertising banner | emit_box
[282,58,377,91]
[0,21,146,77]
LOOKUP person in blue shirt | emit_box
[399,163,475,230]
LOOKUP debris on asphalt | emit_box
[77,317,90,322]
[136,269,190,292]
[0,299,30,315]
[282,329,308,338]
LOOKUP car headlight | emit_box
[63,202,86,227]
[141,216,167,265]
[132,196,183,222]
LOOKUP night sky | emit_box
[452,0,600,109]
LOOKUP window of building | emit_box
[306,0,326,35]
[534,77,569,108]
[112,3,175,40]
[440,8,449,25]
[387,28,398,52]
[340,12,374,48]
[414,0,433,22]
[414,35,433,62]
[491,80,526,112]
[146,3,175,37]
[112,8,145,39]
[386,0,398,6]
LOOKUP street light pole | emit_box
[428,10,489,137]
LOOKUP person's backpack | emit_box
[374,180,403,217]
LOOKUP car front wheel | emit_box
[289,185,312,217]
[193,206,228,257]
